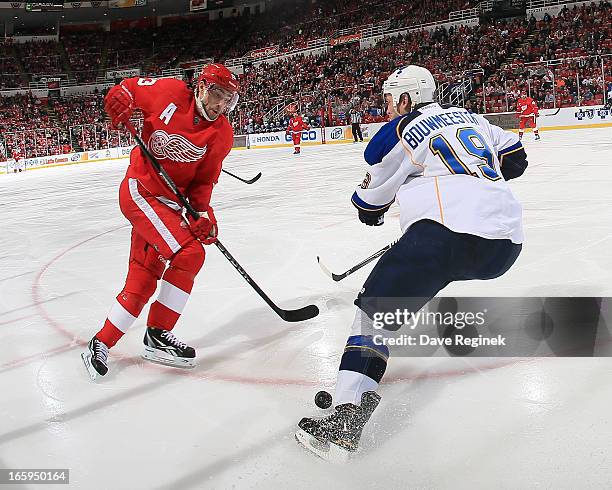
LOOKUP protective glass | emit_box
[206,84,239,113]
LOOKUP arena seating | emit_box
[62,31,106,84]
[18,40,64,78]
[0,0,610,156]
[0,41,23,89]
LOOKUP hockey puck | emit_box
[314,390,332,409]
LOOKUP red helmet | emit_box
[197,63,239,93]
[195,63,239,118]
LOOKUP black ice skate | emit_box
[534,134,541,141]
[81,337,109,381]
[295,391,381,463]
[142,327,196,368]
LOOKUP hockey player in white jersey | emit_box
[296,65,528,462]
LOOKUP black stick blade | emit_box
[278,304,320,322]
[245,172,262,184]
[317,256,344,282]
[222,169,262,184]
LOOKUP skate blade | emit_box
[295,428,352,463]
[81,351,99,381]
[142,347,195,368]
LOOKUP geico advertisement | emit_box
[284,130,320,143]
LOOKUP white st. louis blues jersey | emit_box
[352,103,524,243]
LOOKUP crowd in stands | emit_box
[18,40,64,77]
[0,41,22,89]
[521,2,611,62]
[0,0,610,157]
[484,57,610,112]
[235,15,533,131]
[0,93,66,157]
[479,1,611,112]
[0,91,136,158]
[219,0,479,60]
[0,0,480,90]
[0,93,52,132]
[62,31,106,84]
[106,28,154,75]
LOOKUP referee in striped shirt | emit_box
[349,107,364,143]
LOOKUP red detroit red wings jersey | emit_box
[121,77,233,211]
[516,97,539,117]
[287,116,309,133]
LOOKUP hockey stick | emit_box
[126,123,319,322]
[317,240,398,282]
[222,168,262,184]
[543,108,561,116]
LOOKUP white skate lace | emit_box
[161,330,187,349]
[94,340,108,363]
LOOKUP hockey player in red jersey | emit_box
[516,92,540,141]
[286,111,310,154]
[11,149,23,173]
[82,64,239,380]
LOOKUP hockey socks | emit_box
[334,335,388,406]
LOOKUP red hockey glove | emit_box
[189,207,218,245]
[104,84,134,129]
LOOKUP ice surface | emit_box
[1,128,611,489]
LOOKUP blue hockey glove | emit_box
[358,208,385,226]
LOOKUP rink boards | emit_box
[1,105,610,174]
[241,105,612,149]
[1,146,133,175]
